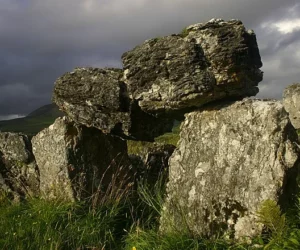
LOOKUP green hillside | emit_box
[0,104,64,136]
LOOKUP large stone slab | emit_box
[283,83,300,129]
[122,19,263,116]
[32,117,131,201]
[160,99,300,240]
[0,132,39,201]
[53,67,173,141]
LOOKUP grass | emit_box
[0,198,129,249]
[180,27,190,38]
[127,120,181,155]
[0,104,63,136]
[0,170,239,250]
[3,166,300,250]
[2,117,300,249]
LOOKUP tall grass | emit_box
[0,198,131,249]
[3,176,300,249]
[2,122,300,249]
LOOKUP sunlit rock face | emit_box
[283,83,300,129]
[160,99,300,240]
[32,117,130,201]
[0,132,39,201]
[122,19,263,117]
[53,19,263,140]
[52,67,173,141]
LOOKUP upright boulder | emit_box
[53,67,173,141]
[283,83,300,129]
[122,19,263,116]
[160,99,300,240]
[0,132,39,201]
[32,117,130,201]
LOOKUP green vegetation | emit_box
[0,170,233,250]
[0,104,63,136]
[127,121,181,155]
[127,140,154,155]
[180,27,190,38]
[152,37,162,43]
[257,200,288,249]
[2,107,300,249]
[155,121,181,146]
[0,198,128,249]
[2,166,300,250]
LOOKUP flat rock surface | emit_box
[160,99,300,239]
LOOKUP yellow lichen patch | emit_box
[231,72,239,82]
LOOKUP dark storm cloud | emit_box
[255,2,300,99]
[0,0,299,118]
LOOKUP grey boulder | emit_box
[0,132,39,201]
[32,117,131,201]
[160,99,300,240]
[53,67,173,141]
[122,19,263,117]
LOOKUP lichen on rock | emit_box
[122,19,263,117]
[32,117,131,201]
[0,132,39,201]
[160,98,300,240]
[53,67,173,141]
[283,83,300,129]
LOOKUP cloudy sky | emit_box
[0,0,299,120]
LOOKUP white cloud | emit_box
[0,114,25,121]
[273,19,300,34]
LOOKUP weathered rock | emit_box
[0,132,39,201]
[32,117,131,201]
[122,19,263,116]
[283,83,300,129]
[160,99,300,240]
[129,143,176,185]
[53,67,173,141]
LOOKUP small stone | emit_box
[283,83,300,129]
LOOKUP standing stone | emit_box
[122,19,262,116]
[283,83,300,129]
[160,99,300,240]
[32,117,130,201]
[53,67,173,141]
[0,132,39,201]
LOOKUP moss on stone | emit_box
[180,28,190,38]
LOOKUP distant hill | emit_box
[0,104,64,136]
[26,104,63,118]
